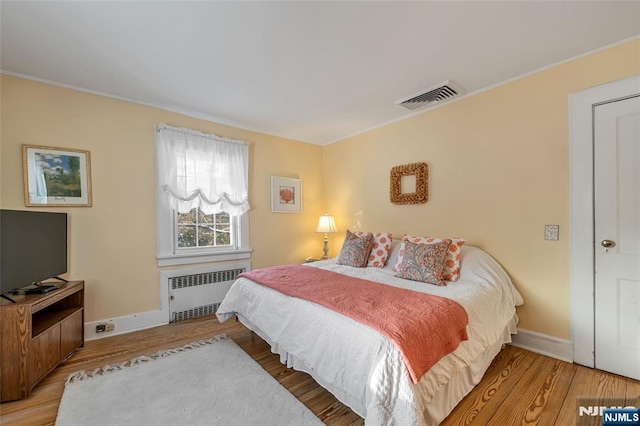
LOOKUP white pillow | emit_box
[384,240,402,270]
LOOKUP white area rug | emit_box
[55,334,322,426]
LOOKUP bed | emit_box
[216,242,523,425]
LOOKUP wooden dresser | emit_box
[1,280,84,402]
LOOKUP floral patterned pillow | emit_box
[393,235,466,281]
[395,239,452,286]
[337,230,374,268]
[354,231,393,267]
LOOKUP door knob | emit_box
[601,239,616,248]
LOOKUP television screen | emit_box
[0,210,68,295]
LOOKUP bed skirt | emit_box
[237,313,519,425]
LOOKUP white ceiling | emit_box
[1,1,639,145]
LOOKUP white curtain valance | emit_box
[155,123,250,216]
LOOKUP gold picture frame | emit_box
[23,144,93,207]
[390,162,428,205]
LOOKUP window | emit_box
[177,209,231,249]
[155,124,251,266]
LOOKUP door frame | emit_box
[569,75,640,367]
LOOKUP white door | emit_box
[594,95,640,380]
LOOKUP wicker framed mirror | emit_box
[390,162,428,205]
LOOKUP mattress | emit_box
[217,245,523,425]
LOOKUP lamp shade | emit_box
[315,214,337,233]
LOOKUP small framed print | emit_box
[23,145,92,207]
[271,176,302,213]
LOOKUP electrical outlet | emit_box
[544,225,559,241]
[105,323,115,332]
[96,324,106,333]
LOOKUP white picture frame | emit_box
[271,176,302,213]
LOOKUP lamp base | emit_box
[322,234,330,259]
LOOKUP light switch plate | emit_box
[545,225,559,241]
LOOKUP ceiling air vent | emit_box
[395,80,465,111]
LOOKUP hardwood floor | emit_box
[1,316,637,425]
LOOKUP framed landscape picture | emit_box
[23,145,92,207]
[271,176,302,213]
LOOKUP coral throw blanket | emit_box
[239,265,469,383]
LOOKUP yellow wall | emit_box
[0,75,324,321]
[2,39,638,337]
[323,39,640,339]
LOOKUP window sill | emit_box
[157,249,252,267]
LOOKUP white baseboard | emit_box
[85,309,169,341]
[509,328,574,363]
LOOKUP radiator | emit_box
[167,263,249,323]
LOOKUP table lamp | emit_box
[315,214,337,259]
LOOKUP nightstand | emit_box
[304,257,321,263]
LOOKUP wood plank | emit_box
[441,345,530,425]
[556,364,631,426]
[443,346,542,425]
[523,359,577,425]
[625,376,640,406]
[279,371,321,398]
[318,401,364,426]
[489,356,564,424]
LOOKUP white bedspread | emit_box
[217,245,523,425]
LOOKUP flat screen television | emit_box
[0,210,68,297]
